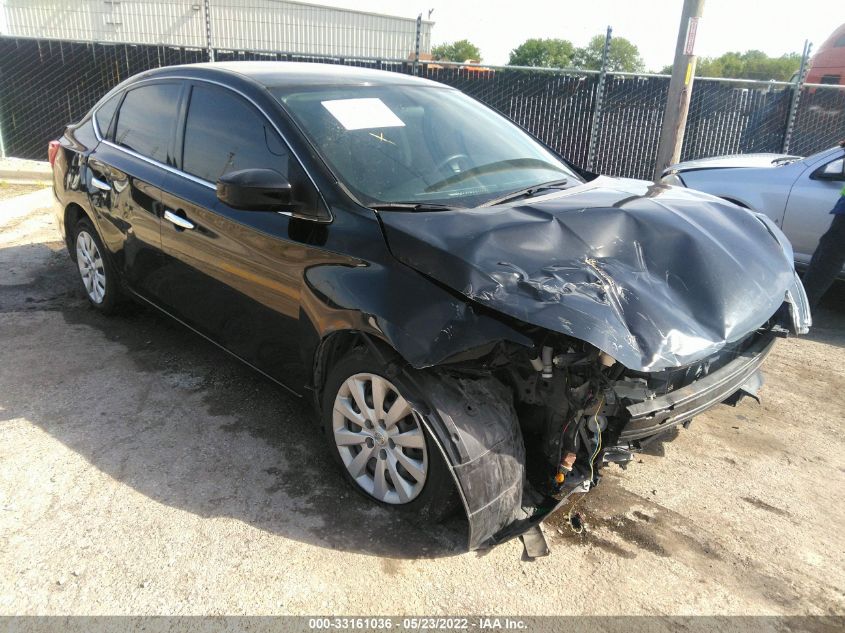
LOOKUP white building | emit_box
[0,0,433,59]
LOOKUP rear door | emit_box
[781,149,845,265]
[86,81,184,298]
[155,81,329,391]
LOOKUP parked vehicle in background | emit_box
[806,23,845,85]
[661,145,845,275]
[51,62,810,551]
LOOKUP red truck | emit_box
[806,23,845,85]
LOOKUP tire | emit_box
[73,217,119,314]
[321,346,459,522]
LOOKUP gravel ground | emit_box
[0,181,48,201]
[1,188,844,616]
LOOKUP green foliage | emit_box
[508,38,576,68]
[507,34,644,72]
[660,50,802,80]
[572,35,645,72]
[431,39,482,62]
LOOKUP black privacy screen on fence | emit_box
[1,37,844,179]
[0,38,206,160]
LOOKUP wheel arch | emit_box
[63,202,87,256]
[720,196,753,210]
[312,326,530,550]
[298,262,533,406]
[310,329,392,415]
[62,201,101,260]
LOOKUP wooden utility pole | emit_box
[653,0,705,179]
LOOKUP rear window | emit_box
[94,92,121,138]
[115,83,182,163]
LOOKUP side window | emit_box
[182,84,289,183]
[115,83,182,163]
[816,157,845,180]
[94,92,121,139]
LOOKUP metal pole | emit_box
[203,0,215,62]
[413,14,421,75]
[0,96,6,158]
[653,0,705,180]
[586,26,612,172]
[783,40,811,154]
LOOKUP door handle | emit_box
[90,176,111,192]
[163,209,195,230]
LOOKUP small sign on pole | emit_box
[683,17,699,56]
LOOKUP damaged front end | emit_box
[374,177,811,551]
[411,317,790,551]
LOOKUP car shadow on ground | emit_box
[0,242,468,560]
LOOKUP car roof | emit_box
[142,61,448,89]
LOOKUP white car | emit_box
[661,145,845,273]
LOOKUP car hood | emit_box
[664,152,802,174]
[378,176,806,372]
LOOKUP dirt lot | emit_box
[1,186,844,616]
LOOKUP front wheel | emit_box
[321,347,458,521]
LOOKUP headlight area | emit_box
[660,171,687,187]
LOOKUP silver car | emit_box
[661,145,845,273]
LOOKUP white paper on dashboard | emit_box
[321,98,405,130]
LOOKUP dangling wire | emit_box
[567,395,604,534]
[588,397,604,486]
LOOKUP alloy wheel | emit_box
[75,229,106,304]
[332,372,428,504]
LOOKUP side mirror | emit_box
[812,157,845,181]
[216,168,293,211]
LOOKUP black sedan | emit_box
[50,62,811,551]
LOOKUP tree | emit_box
[508,38,576,68]
[573,35,645,72]
[431,39,482,62]
[660,50,802,80]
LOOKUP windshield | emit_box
[272,84,581,208]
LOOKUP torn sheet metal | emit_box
[378,176,811,372]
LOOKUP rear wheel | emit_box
[73,218,118,314]
[321,347,458,521]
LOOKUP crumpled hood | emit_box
[379,177,805,371]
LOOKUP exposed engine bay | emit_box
[505,329,772,495]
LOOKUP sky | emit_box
[317,0,842,71]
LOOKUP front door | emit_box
[781,150,845,265]
[155,82,328,391]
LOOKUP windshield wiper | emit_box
[369,202,456,211]
[482,178,570,207]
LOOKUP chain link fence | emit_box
[789,84,845,156]
[0,38,206,159]
[1,37,843,177]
